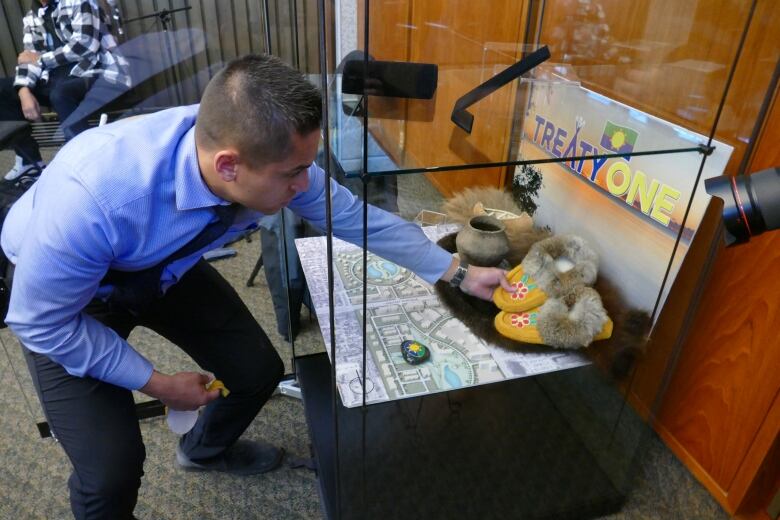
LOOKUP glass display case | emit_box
[1,0,774,518]
[291,1,761,519]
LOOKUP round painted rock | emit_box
[401,340,430,365]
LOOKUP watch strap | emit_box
[449,259,469,288]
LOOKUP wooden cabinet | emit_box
[651,86,780,519]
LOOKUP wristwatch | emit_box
[449,259,469,288]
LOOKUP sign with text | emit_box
[517,85,732,319]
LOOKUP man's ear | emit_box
[214,151,239,182]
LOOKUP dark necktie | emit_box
[164,203,239,263]
[102,204,240,314]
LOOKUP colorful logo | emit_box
[600,121,638,158]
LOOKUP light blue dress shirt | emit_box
[1,105,453,391]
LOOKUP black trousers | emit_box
[0,67,94,163]
[22,260,284,520]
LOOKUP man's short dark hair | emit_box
[196,54,322,167]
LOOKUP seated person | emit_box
[0,0,130,182]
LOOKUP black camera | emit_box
[704,166,780,246]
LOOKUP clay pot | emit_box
[455,215,510,267]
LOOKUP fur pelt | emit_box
[434,233,651,380]
[536,287,608,349]
[522,235,599,296]
[442,187,551,264]
[442,187,524,225]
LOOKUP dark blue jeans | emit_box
[0,67,94,164]
[22,260,284,519]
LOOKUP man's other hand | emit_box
[18,87,42,121]
[140,371,221,411]
[17,50,40,65]
[460,265,515,301]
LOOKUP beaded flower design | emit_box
[510,312,538,328]
[510,274,537,300]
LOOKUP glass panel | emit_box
[323,0,758,177]
[0,0,766,517]
[539,0,751,135]
[318,0,756,405]
[301,1,762,519]
[0,0,316,447]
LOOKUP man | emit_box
[0,0,130,183]
[1,54,512,519]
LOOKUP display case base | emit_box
[297,352,629,520]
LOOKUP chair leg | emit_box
[247,254,264,287]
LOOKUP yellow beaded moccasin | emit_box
[494,286,613,349]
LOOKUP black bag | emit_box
[0,182,28,328]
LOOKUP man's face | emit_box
[231,130,320,213]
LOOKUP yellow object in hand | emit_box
[493,264,548,312]
[166,379,230,434]
[206,379,230,398]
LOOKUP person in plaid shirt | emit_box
[0,0,130,183]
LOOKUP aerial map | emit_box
[296,227,590,408]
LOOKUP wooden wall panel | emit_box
[735,421,779,519]
[360,0,412,62]
[361,0,778,197]
[358,0,412,177]
[652,80,780,516]
[747,83,780,173]
[717,0,780,174]
[407,0,526,67]
[660,225,780,478]
[655,229,780,505]
[623,196,725,422]
[359,0,529,197]
[408,0,527,197]
[540,0,742,133]
[538,0,779,175]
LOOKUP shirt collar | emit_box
[174,125,230,211]
[36,0,56,16]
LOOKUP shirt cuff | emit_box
[108,350,155,391]
[13,77,35,90]
[412,242,454,284]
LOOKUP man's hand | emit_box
[17,50,41,65]
[460,265,515,301]
[140,370,221,411]
[18,87,42,121]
